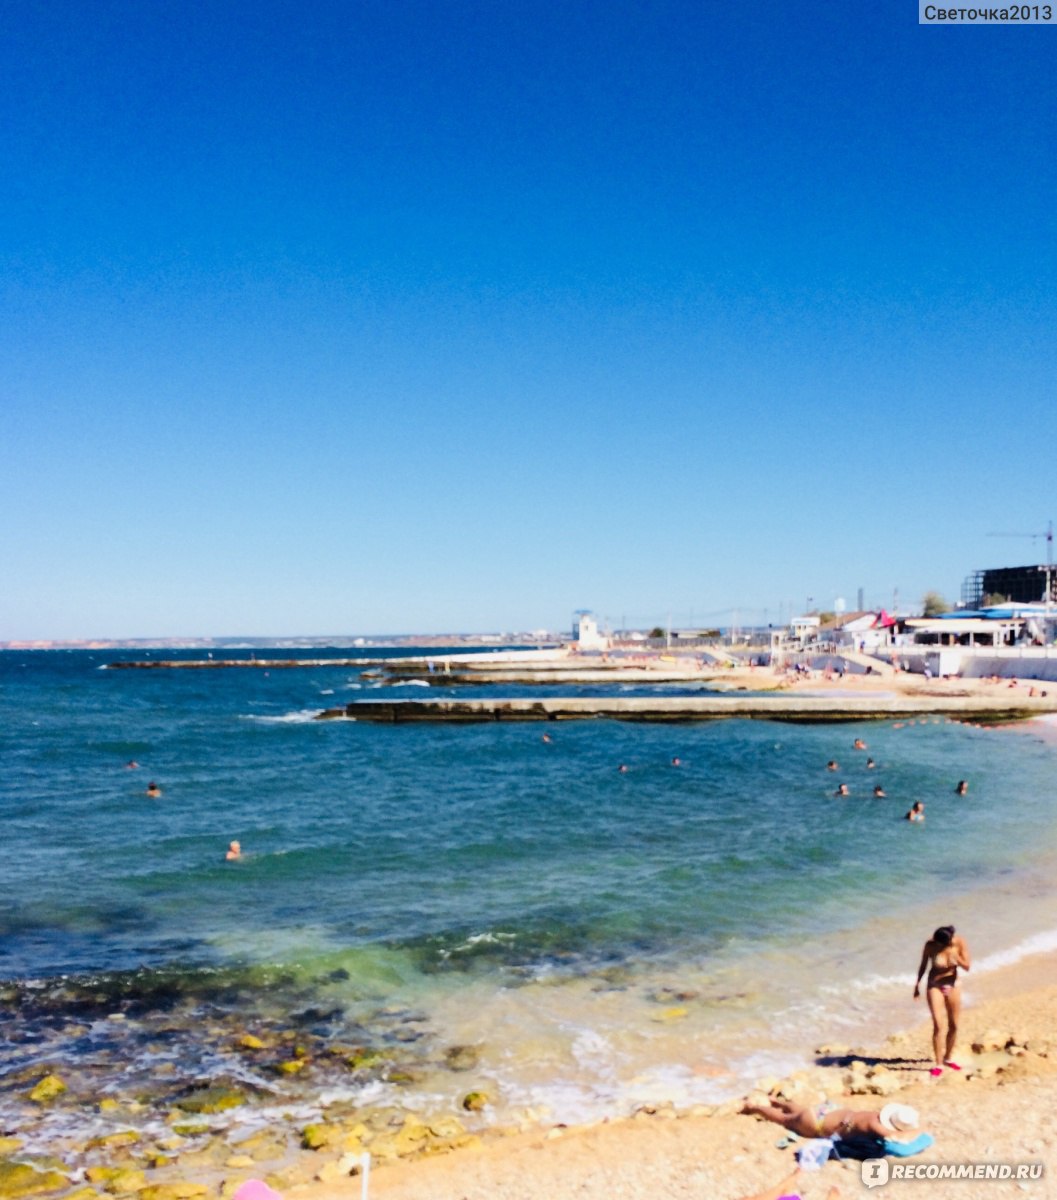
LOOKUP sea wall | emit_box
[320,694,1057,724]
[892,647,1057,682]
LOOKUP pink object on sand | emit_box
[232,1183,282,1200]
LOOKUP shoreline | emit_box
[301,950,1057,1199]
[7,925,1055,1200]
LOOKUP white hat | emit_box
[879,1103,919,1132]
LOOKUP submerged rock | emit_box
[138,1185,208,1200]
[0,1163,70,1200]
[84,1133,140,1152]
[173,1087,246,1114]
[84,1168,146,1195]
[228,1133,286,1164]
[442,1045,480,1072]
[300,1124,338,1151]
[343,1049,391,1071]
[28,1075,67,1104]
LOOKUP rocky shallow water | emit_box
[0,969,508,1200]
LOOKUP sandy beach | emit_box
[299,955,1057,1200]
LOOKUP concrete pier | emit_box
[371,669,743,687]
[318,694,1057,723]
[105,658,377,669]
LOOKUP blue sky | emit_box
[2,1,1055,639]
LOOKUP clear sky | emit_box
[3,1,1055,639]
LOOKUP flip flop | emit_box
[929,1067,943,1077]
[944,1060,961,1070]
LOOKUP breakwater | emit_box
[320,694,1057,723]
[105,658,376,669]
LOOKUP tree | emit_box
[648,627,665,639]
[921,591,950,617]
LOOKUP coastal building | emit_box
[788,615,820,644]
[961,562,1057,608]
[907,604,1051,648]
[571,610,609,651]
[822,610,897,652]
[906,614,1025,648]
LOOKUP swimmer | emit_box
[873,785,886,798]
[835,782,849,797]
[826,760,839,771]
[955,780,968,796]
[125,760,140,769]
[866,757,876,769]
[914,924,971,1074]
[146,782,162,798]
[853,738,867,750]
[671,756,681,767]
[905,801,925,822]
[618,764,628,774]
[225,840,242,861]
[541,733,553,743]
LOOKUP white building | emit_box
[571,610,608,651]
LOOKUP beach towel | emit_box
[796,1137,837,1169]
[884,1132,934,1157]
[830,1131,935,1160]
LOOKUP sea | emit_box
[3,648,1057,1151]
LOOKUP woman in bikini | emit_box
[913,924,971,1075]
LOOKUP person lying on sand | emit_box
[741,1096,920,1141]
[737,1167,839,1200]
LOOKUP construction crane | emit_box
[986,520,1054,615]
[987,521,1053,565]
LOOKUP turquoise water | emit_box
[3,649,1057,1130]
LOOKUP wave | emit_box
[814,925,1057,1002]
[238,710,327,724]
[973,927,1057,973]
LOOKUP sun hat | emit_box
[879,1103,919,1132]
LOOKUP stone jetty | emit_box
[105,658,377,669]
[318,693,1057,723]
